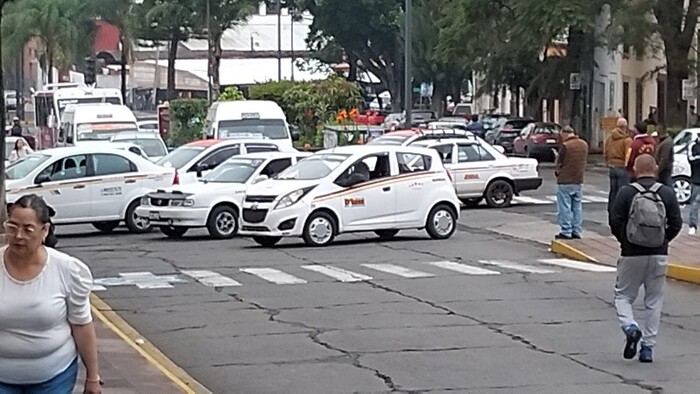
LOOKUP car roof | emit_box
[237,151,309,160]
[185,139,279,148]
[320,145,437,156]
[112,132,162,140]
[33,146,144,157]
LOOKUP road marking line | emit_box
[480,260,557,274]
[301,265,373,282]
[512,196,552,205]
[362,264,434,278]
[583,195,608,203]
[91,285,107,292]
[181,270,241,287]
[427,261,501,275]
[539,258,617,272]
[240,268,308,284]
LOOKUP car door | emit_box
[394,151,433,226]
[33,154,90,221]
[89,153,139,219]
[334,153,395,231]
[513,125,531,154]
[190,145,241,176]
[455,142,498,195]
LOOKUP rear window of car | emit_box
[505,120,533,129]
[534,124,561,134]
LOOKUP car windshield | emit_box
[6,154,50,180]
[203,158,264,183]
[156,146,205,168]
[368,136,409,146]
[116,138,167,157]
[277,154,350,180]
[217,119,288,140]
[76,122,139,141]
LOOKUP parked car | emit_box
[452,103,473,118]
[673,128,700,153]
[111,132,168,162]
[512,122,562,160]
[485,118,534,152]
[673,148,693,204]
[238,145,460,247]
[4,90,17,110]
[368,128,476,147]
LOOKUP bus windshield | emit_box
[76,122,139,141]
[217,119,288,140]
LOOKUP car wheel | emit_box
[160,226,188,238]
[375,230,399,239]
[92,221,120,233]
[459,197,482,208]
[302,211,337,247]
[125,200,152,234]
[252,236,282,247]
[485,180,514,208]
[206,205,239,239]
[674,176,692,205]
[426,204,457,240]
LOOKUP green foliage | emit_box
[168,98,208,146]
[218,86,245,101]
[248,80,299,104]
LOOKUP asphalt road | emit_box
[57,166,700,393]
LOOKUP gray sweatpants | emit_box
[614,255,668,348]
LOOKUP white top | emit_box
[0,246,93,384]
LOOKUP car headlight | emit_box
[141,197,150,205]
[274,187,315,210]
[172,198,195,207]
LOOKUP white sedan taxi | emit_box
[412,138,542,208]
[238,145,460,247]
[5,147,177,233]
[136,152,310,239]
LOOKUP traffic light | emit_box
[84,57,96,85]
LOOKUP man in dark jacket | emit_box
[609,154,683,363]
[555,126,589,239]
[625,123,656,177]
[9,117,22,137]
[688,134,700,235]
[654,124,674,187]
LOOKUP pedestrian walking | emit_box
[8,138,33,163]
[609,154,683,363]
[688,133,700,235]
[626,123,656,179]
[654,124,674,188]
[0,195,101,393]
[554,126,589,240]
[605,118,632,212]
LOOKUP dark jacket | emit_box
[626,134,656,174]
[689,140,700,185]
[10,124,22,137]
[556,135,588,184]
[655,134,674,178]
[609,177,682,256]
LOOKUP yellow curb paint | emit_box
[90,294,211,394]
[550,240,600,263]
[667,263,700,285]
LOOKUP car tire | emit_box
[674,176,693,205]
[375,230,399,239]
[425,204,457,240]
[160,226,188,238]
[206,205,239,239]
[125,200,152,234]
[302,211,337,247]
[459,197,482,208]
[92,221,120,233]
[485,180,514,208]
[252,236,282,247]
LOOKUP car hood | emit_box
[245,179,320,197]
[160,181,245,195]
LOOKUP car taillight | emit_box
[173,169,180,185]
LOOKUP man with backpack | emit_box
[609,154,682,363]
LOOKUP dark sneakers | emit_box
[623,325,642,359]
[571,233,582,239]
[639,346,653,363]
[555,233,572,240]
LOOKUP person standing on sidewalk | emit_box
[554,126,589,240]
[605,118,632,213]
[625,123,656,180]
[0,195,101,393]
[654,124,674,188]
[609,154,683,363]
[688,134,700,235]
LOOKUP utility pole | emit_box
[206,0,213,105]
[290,11,294,81]
[277,0,282,81]
[404,0,413,127]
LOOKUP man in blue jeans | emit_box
[555,126,589,239]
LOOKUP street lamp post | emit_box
[277,0,282,81]
[206,0,213,105]
[404,0,412,127]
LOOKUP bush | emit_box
[169,99,208,146]
[218,86,245,101]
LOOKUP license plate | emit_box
[148,212,161,220]
[546,139,557,144]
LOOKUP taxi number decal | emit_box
[344,197,365,207]
[463,174,480,180]
[101,186,123,196]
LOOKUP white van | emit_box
[204,100,297,149]
[58,104,139,147]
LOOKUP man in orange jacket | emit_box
[605,118,632,212]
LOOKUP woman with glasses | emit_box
[0,194,101,393]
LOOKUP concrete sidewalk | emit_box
[72,296,211,394]
[551,235,700,285]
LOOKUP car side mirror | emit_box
[35,174,51,184]
[254,175,269,184]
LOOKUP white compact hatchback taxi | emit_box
[137,152,310,239]
[238,145,461,247]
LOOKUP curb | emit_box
[550,240,700,285]
[90,294,211,394]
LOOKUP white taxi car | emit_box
[368,128,475,146]
[238,145,460,247]
[155,139,291,184]
[412,138,542,208]
[673,150,692,204]
[5,147,177,233]
[136,152,310,239]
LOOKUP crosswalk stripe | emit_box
[512,196,551,205]
[480,260,557,274]
[240,268,308,284]
[583,195,608,203]
[181,270,241,287]
[539,258,617,273]
[301,265,373,282]
[427,261,500,275]
[362,263,434,278]
[91,285,107,292]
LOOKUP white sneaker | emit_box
[690,227,697,236]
